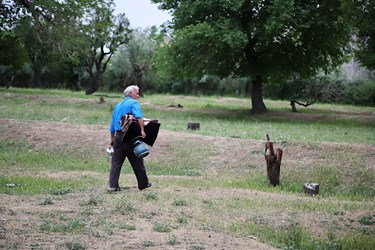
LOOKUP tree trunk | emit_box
[86,69,102,95]
[86,78,99,95]
[124,62,146,97]
[251,76,267,114]
[290,101,298,112]
[264,134,283,187]
[65,66,80,90]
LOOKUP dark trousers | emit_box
[109,132,149,190]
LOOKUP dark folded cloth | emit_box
[122,121,160,147]
[143,122,161,146]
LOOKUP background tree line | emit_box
[1,0,374,111]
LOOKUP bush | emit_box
[343,80,375,105]
[264,74,375,106]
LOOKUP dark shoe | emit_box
[107,187,121,193]
[139,182,152,190]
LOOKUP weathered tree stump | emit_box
[187,122,200,130]
[264,134,283,186]
[303,183,319,195]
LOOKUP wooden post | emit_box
[264,134,283,186]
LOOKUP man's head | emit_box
[124,85,140,99]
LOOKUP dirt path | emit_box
[0,119,279,249]
[1,119,374,249]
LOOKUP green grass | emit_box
[0,142,109,172]
[153,222,172,233]
[0,175,95,195]
[229,220,375,250]
[0,87,374,250]
[1,88,374,144]
[40,218,86,233]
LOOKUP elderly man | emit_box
[108,85,151,191]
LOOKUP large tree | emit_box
[114,27,162,93]
[81,9,132,94]
[6,0,131,92]
[152,0,351,113]
[342,0,375,70]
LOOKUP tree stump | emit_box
[264,134,283,186]
[187,122,200,130]
[303,183,319,195]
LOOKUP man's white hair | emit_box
[124,85,139,96]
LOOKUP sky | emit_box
[113,0,172,29]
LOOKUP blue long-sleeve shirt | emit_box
[109,97,143,134]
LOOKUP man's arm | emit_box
[110,133,114,146]
[137,118,146,138]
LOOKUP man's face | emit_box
[129,89,140,99]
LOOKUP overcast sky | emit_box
[113,0,172,29]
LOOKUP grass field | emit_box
[0,87,374,249]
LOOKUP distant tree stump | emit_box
[264,134,283,186]
[303,183,319,195]
[187,122,200,130]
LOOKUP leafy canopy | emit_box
[341,0,375,70]
[153,0,350,81]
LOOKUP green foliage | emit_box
[64,240,87,250]
[1,0,131,92]
[115,199,136,215]
[230,219,375,250]
[264,74,375,106]
[153,222,172,233]
[167,235,179,245]
[143,192,158,201]
[343,80,375,105]
[40,219,85,233]
[79,195,103,206]
[359,215,375,226]
[142,240,155,247]
[172,198,188,207]
[105,27,163,92]
[342,0,375,70]
[176,216,188,224]
[39,196,54,205]
[153,0,351,112]
[0,33,28,71]
[121,223,136,230]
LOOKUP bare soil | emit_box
[1,118,374,249]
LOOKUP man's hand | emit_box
[141,130,146,139]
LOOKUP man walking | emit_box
[108,85,152,191]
